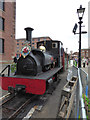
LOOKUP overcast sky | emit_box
[16,0,89,53]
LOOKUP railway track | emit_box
[0,93,10,101]
[0,93,15,107]
[0,93,37,119]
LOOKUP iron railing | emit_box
[72,65,88,119]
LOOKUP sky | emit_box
[16,0,89,53]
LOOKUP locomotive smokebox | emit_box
[24,27,34,45]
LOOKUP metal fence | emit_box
[80,68,88,96]
[72,65,88,119]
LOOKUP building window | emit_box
[0,17,4,31]
[38,39,40,42]
[0,38,4,53]
[17,43,19,45]
[17,40,19,42]
[82,53,84,56]
[86,53,88,57]
[52,43,58,48]
[32,46,34,48]
[16,54,20,58]
[0,0,5,11]
[43,38,46,41]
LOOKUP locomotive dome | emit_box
[39,45,46,52]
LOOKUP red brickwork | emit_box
[32,37,52,48]
[70,49,90,60]
[0,1,16,63]
[81,49,90,60]
[15,37,52,58]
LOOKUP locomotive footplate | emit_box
[13,66,63,80]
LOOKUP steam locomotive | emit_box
[0,27,64,95]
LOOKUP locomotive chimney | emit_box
[24,27,34,46]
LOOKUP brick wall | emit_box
[81,49,90,59]
[0,1,16,63]
[15,37,52,58]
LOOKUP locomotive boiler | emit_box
[16,27,54,76]
[16,49,54,76]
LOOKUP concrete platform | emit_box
[32,70,68,118]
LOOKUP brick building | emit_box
[71,52,78,60]
[70,48,90,61]
[81,48,90,60]
[15,37,52,58]
[14,38,25,58]
[0,0,16,63]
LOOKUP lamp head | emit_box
[77,5,85,20]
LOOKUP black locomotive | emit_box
[0,27,64,95]
[16,27,63,76]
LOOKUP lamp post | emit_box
[73,5,87,67]
[77,5,85,68]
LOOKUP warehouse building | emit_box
[0,0,16,63]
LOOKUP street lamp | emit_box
[77,5,85,68]
[77,5,85,20]
[73,5,87,68]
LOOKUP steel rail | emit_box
[8,95,37,120]
[0,93,10,101]
[0,94,15,107]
